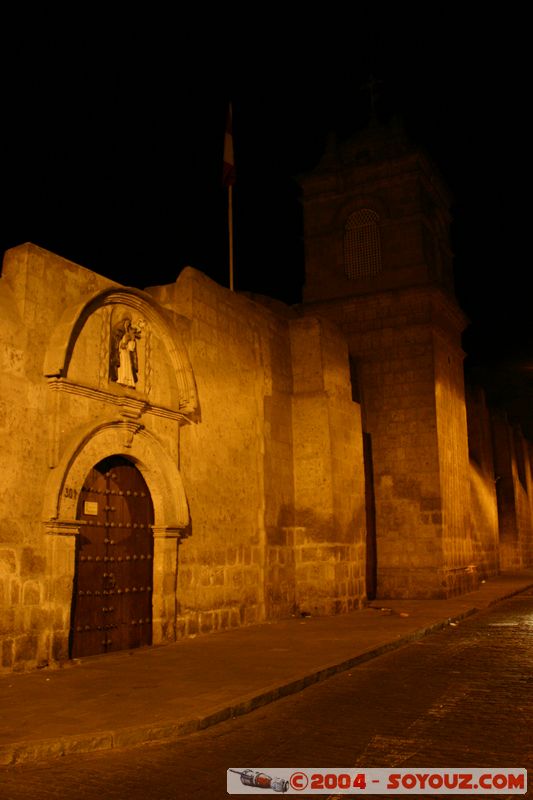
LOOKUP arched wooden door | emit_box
[70,456,154,658]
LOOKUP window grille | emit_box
[344,209,382,279]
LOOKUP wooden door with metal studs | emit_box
[70,456,154,658]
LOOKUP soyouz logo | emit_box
[227,767,527,794]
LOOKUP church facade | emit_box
[1,124,532,672]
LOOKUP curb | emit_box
[485,581,533,606]
[0,608,480,768]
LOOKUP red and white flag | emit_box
[223,103,235,186]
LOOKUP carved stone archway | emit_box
[43,421,190,663]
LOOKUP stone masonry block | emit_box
[20,548,45,578]
[0,549,16,574]
[22,580,41,605]
[1,638,14,669]
[14,633,39,665]
[10,579,20,606]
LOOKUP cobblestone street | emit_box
[2,589,532,800]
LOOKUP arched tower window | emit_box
[344,209,382,279]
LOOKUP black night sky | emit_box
[2,9,531,422]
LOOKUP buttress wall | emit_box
[465,384,499,577]
[303,286,476,599]
[491,410,533,570]
[290,317,366,615]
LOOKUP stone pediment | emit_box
[43,287,198,419]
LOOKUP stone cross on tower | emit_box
[361,74,383,120]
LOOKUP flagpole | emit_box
[228,184,234,292]
[223,102,236,292]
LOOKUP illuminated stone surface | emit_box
[0,123,532,673]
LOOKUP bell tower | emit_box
[300,119,476,599]
[302,118,454,303]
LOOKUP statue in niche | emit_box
[109,317,145,388]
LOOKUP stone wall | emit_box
[490,410,533,570]
[465,385,499,578]
[0,245,119,670]
[290,317,365,615]
[1,247,368,672]
[433,330,476,595]
[3,238,533,674]
[148,270,367,633]
[149,270,280,634]
[303,287,476,598]
[512,427,533,568]
[491,411,516,569]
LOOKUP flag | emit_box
[223,103,235,186]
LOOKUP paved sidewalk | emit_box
[1,570,532,767]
